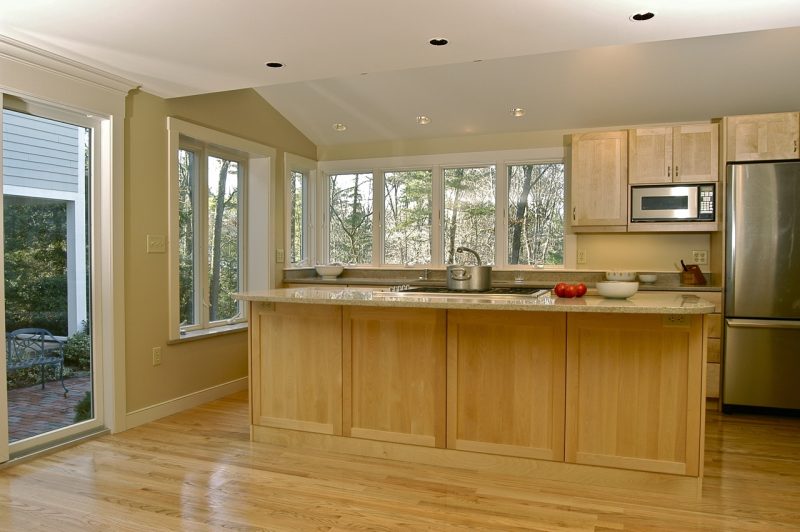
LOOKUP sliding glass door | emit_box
[1,97,102,460]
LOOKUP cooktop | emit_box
[392,285,547,296]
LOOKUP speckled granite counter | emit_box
[236,286,715,314]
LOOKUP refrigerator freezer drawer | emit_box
[723,318,800,409]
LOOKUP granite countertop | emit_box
[235,287,716,314]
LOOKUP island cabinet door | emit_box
[343,307,446,448]
[249,302,343,435]
[446,310,567,461]
[565,313,704,476]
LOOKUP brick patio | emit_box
[7,375,92,442]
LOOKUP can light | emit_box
[510,107,526,117]
[332,123,347,132]
[416,115,431,125]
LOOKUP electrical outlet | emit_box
[692,250,708,265]
[577,249,587,264]
[663,315,688,327]
[146,234,166,254]
[276,248,285,263]
[152,346,162,366]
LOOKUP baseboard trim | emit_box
[125,377,248,430]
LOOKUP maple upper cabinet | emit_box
[570,131,628,230]
[726,112,799,161]
[629,124,719,184]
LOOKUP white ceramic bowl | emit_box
[596,281,639,299]
[315,264,344,280]
[606,271,637,281]
[638,274,658,284]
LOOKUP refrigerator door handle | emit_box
[726,318,800,330]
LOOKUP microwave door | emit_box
[632,186,697,220]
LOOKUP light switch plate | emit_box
[147,234,166,254]
[276,248,285,263]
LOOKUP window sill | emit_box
[168,322,247,344]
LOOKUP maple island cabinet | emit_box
[240,288,715,494]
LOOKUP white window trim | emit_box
[284,152,317,267]
[167,117,276,341]
[318,147,573,269]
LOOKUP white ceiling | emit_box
[2,1,800,146]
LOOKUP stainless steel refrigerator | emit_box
[724,160,800,412]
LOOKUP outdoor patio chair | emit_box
[6,328,68,396]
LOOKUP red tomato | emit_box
[554,282,568,297]
[575,283,587,297]
[563,284,577,298]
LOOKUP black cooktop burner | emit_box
[397,286,545,295]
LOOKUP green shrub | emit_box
[74,391,92,422]
[63,321,91,371]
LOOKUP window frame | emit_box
[177,141,247,334]
[317,147,574,269]
[167,117,276,341]
[284,153,317,268]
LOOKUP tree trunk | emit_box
[209,160,229,321]
[446,169,464,264]
[510,165,535,264]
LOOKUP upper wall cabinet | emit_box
[629,124,719,184]
[726,112,799,162]
[570,131,628,231]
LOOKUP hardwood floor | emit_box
[1,391,799,531]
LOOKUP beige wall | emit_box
[124,88,315,412]
[575,233,711,272]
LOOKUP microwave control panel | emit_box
[698,184,715,220]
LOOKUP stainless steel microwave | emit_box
[630,184,715,222]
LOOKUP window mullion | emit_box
[431,165,443,266]
[198,150,210,330]
[374,169,384,266]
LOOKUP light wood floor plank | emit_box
[1,390,799,531]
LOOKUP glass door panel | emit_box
[2,105,96,451]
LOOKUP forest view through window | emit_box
[178,146,243,331]
[384,170,432,265]
[328,172,373,264]
[444,166,496,265]
[507,163,565,266]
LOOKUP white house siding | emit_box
[2,109,80,193]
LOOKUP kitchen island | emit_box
[236,287,715,495]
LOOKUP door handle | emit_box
[726,318,800,330]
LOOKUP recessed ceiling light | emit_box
[332,123,347,132]
[510,107,526,117]
[429,38,449,46]
[630,12,655,21]
[265,61,284,68]
[416,115,431,125]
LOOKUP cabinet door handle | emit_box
[668,166,671,178]
[794,139,798,153]
[675,165,679,177]
[572,207,576,221]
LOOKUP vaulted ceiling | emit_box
[2,1,799,146]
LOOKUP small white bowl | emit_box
[315,264,344,280]
[606,271,637,281]
[596,281,639,299]
[638,274,658,284]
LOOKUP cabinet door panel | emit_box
[344,307,446,448]
[629,127,672,184]
[674,123,719,183]
[447,310,566,461]
[571,131,628,227]
[565,313,703,476]
[250,302,342,434]
[727,112,799,162]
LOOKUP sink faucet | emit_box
[456,246,482,265]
